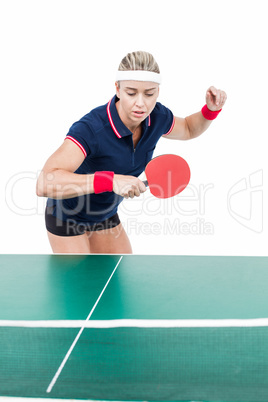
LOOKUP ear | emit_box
[115,81,120,98]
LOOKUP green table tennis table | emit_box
[1,254,268,402]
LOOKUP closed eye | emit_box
[127,93,154,97]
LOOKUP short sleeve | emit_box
[65,121,97,158]
[152,102,175,136]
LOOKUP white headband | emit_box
[116,70,162,84]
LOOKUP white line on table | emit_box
[46,255,123,394]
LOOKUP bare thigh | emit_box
[47,231,91,253]
[87,223,132,254]
[47,223,132,254]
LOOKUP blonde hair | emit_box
[118,51,160,73]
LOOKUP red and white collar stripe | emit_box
[107,98,122,139]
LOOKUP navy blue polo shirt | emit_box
[47,95,174,223]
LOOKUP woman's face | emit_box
[115,80,159,128]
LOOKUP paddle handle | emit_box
[143,180,148,187]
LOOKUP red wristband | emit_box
[93,171,114,194]
[201,104,222,120]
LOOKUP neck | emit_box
[115,99,140,134]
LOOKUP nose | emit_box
[135,93,145,108]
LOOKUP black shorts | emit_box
[45,206,121,237]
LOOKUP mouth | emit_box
[133,111,146,118]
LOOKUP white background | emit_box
[1,0,267,255]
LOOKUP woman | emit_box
[36,51,227,254]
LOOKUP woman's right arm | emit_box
[36,139,146,199]
[36,139,93,199]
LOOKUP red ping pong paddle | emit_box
[143,154,191,199]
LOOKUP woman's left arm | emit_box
[163,86,227,141]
